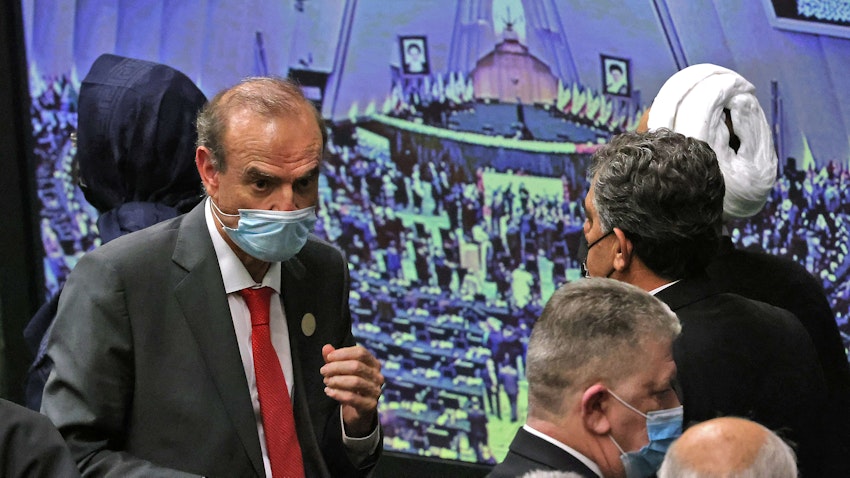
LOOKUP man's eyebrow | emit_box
[243,167,279,182]
[298,167,320,181]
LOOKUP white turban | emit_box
[646,64,777,219]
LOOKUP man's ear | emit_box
[612,227,634,272]
[196,146,219,198]
[581,383,613,436]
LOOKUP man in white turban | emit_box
[641,63,850,477]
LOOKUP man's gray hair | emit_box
[658,422,798,478]
[195,76,325,171]
[587,128,725,280]
[526,278,680,418]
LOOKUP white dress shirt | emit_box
[522,425,603,477]
[204,198,377,476]
[649,280,680,296]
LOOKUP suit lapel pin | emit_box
[301,313,316,337]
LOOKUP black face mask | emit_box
[577,232,589,275]
[581,230,613,278]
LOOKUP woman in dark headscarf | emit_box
[75,53,207,241]
[24,54,207,410]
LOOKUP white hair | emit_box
[647,63,777,220]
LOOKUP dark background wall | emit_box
[0,0,40,404]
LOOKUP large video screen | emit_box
[23,0,850,467]
[764,0,850,38]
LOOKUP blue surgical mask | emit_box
[211,199,317,262]
[608,390,683,478]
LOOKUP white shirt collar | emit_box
[522,424,603,477]
[648,279,680,296]
[204,197,282,294]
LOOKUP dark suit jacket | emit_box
[707,236,850,475]
[0,399,80,478]
[42,202,379,477]
[655,276,828,478]
[487,428,597,478]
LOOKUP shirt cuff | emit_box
[340,407,381,466]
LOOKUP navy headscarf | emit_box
[76,53,207,242]
[23,55,207,410]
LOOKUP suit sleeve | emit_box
[320,316,382,477]
[762,308,830,478]
[0,399,81,478]
[319,243,382,477]
[41,252,201,478]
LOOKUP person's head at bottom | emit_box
[525,278,682,478]
[657,416,798,478]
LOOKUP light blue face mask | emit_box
[608,390,683,478]
[211,199,317,262]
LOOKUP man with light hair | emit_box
[641,63,850,474]
[488,278,683,478]
[657,417,797,478]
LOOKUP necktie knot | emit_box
[239,287,273,327]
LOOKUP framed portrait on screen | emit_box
[400,35,430,75]
[601,55,631,97]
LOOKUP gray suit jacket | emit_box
[42,202,379,477]
[0,398,80,478]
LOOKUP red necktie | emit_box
[240,287,304,478]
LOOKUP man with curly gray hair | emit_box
[582,129,828,477]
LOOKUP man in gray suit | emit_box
[0,397,79,478]
[42,77,384,477]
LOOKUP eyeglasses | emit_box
[580,230,613,278]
